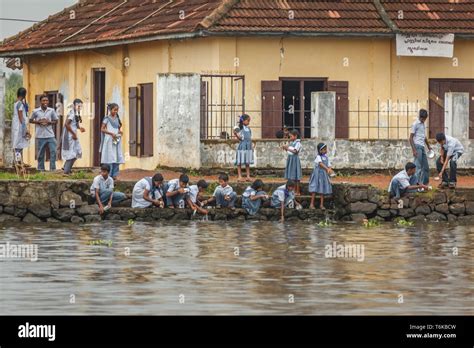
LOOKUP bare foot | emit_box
[309,205,315,210]
[245,177,252,182]
[237,177,245,182]
[320,205,326,210]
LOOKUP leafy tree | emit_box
[4,72,23,121]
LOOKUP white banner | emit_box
[396,33,454,58]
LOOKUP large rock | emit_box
[414,205,431,215]
[377,210,391,219]
[350,213,367,222]
[398,208,415,218]
[84,215,102,223]
[76,205,99,216]
[348,202,377,214]
[71,216,85,224]
[52,208,76,222]
[457,215,474,223]
[426,211,447,222]
[13,207,28,218]
[449,203,465,216]
[447,214,458,222]
[0,214,21,222]
[46,217,61,223]
[3,206,14,215]
[465,202,474,215]
[105,213,122,221]
[22,213,42,223]
[28,204,52,218]
[60,191,84,208]
[433,192,447,205]
[435,204,449,215]
[346,189,368,203]
[409,215,426,222]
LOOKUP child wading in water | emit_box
[242,179,268,215]
[282,130,302,195]
[100,103,124,181]
[309,143,334,210]
[234,114,253,182]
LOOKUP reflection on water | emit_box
[0,221,472,315]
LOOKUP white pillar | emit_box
[311,91,336,139]
[445,92,469,139]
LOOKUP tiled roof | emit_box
[382,0,474,34]
[1,0,473,55]
[209,0,390,33]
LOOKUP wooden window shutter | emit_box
[140,83,154,157]
[328,81,349,139]
[128,87,138,157]
[261,80,282,138]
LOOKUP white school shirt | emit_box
[132,178,164,208]
[388,170,410,192]
[411,119,426,147]
[90,175,114,195]
[213,184,234,197]
[30,107,59,138]
[315,155,331,167]
[287,139,301,155]
[188,185,200,203]
[443,135,464,157]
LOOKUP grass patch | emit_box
[0,171,94,181]
[363,218,380,228]
[206,181,219,195]
[395,217,414,227]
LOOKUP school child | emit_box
[435,133,465,189]
[186,179,209,215]
[309,143,334,210]
[30,94,59,171]
[271,180,297,222]
[388,162,428,201]
[11,87,31,164]
[242,179,268,215]
[202,173,237,209]
[90,164,126,214]
[282,129,302,195]
[132,173,167,208]
[234,114,253,182]
[166,174,190,208]
[62,98,85,175]
[409,109,431,185]
[100,103,124,180]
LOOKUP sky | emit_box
[0,0,77,74]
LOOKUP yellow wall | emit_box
[22,36,474,169]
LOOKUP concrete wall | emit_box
[0,73,4,166]
[201,138,474,169]
[157,73,201,169]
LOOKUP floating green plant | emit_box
[88,239,113,247]
[318,220,332,227]
[128,219,135,226]
[363,218,380,228]
[396,218,414,227]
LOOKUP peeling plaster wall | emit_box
[157,73,201,169]
[201,139,474,169]
[0,74,5,165]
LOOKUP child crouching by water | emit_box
[309,143,334,210]
[187,179,209,215]
[202,173,237,209]
[131,173,167,208]
[271,180,300,222]
[166,174,190,208]
[90,164,126,214]
[242,179,268,215]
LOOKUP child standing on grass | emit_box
[271,180,297,223]
[282,130,302,195]
[62,98,85,175]
[202,173,237,209]
[187,179,209,215]
[309,143,334,210]
[12,87,31,165]
[242,179,268,215]
[100,103,124,181]
[234,114,253,182]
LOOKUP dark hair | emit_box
[405,162,416,171]
[317,143,327,155]
[17,87,27,98]
[73,98,83,123]
[40,93,49,101]
[238,114,250,130]
[436,133,446,142]
[419,109,428,119]
[286,180,296,188]
[275,130,284,139]
[218,173,229,182]
[73,98,83,105]
[197,179,208,189]
[107,103,122,127]
[100,164,111,173]
[251,179,264,191]
[289,129,300,139]
[152,173,164,183]
[179,174,189,184]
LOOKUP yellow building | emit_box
[1,0,473,170]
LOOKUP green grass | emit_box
[363,218,380,228]
[0,171,94,181]
[206,181,219,195]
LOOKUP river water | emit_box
[0,221,472,315]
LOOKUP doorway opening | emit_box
[92,69,106,167]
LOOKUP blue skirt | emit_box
[308,166,332,194]
[285,155,302,181]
